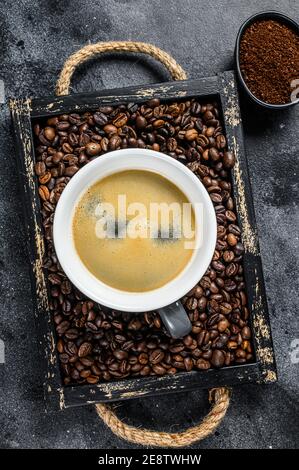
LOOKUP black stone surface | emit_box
[0,0,298,449]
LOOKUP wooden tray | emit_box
[10,71,277,411]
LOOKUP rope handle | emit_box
[96,388,231,448]
[56,41,231,447]
[56,41,187,96]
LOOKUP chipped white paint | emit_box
[120,390,148,399]
[58,388,66,410]
[136,85,173,97]
[232,136,258,254]
[223,79,241,128]
[263,370,277,383]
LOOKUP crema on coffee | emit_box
[73,170,195,292]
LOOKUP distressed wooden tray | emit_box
[10,71,277,411]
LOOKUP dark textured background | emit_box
[0,0,298,449]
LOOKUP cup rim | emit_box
[235,10,299,109]
[53,149,217,312]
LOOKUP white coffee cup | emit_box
[53,149,217,338]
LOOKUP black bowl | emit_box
[235,10,299,109]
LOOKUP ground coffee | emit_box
[240,19,299,104]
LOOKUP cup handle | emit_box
[157,301,192,339]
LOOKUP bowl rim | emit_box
[235,10,299,109]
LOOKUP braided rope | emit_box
[56,41,187,95]
[96,388,231,447]
[57,42,230,447]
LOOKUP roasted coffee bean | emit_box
[169,343,184,353]
[211,350,225,368]
[48,273,62,285]
[122,340,134,351]
[218,319,230,332]
[173,353,183,362]
[80,369,91,379]
[65,166,79,177]
[227,233,238,246]
[226,262,238,277]
[86,375,99,384]
[113,113,128,127]
[80,357,94,367]
[212,260,225,272]
[196,359,210,370]
[224,279,237,292]
[78,342,92,357]
[65,328,79,340]
[216,134,226,149]
[191,102,201,115]
[220,302,233,315]
[167,367,178,375]
[109,135,122,150]
[193,286,204,298]
[223,151,235,168]
[35,161,46,176]
[149,349,164,364]
[184,357,193,371]
[183,335,193,347]
[185,297,197,310]
[138,353,148,365]
[44,127,56,141]
[130,363,142,373]
[153,315,161,329]
[226,210,236,222]
[99,106,113,114]
[59,353,69,364]
[241,326,251,340]
[227,340,238,350]
[38,185,50,201]
[66,342,77,356]
[56,320,70,335]
[39,171,51,184]
[119,360,129,374]
[86,142,101,156]
[140,365,151,376]
[61,280,72,295]
[197,296,207,311]
[201,349,212,360]
[103,124,117,135]
[57,339,64,353]
[214,334,229,349]
[185,129,198,141]
[207,313,220,328]
[234,242,244,255]
[152,364,166,375]
[167,137,177,151]
[136,115,147,129]
[223,250,235,263]
[93,112,108,126]
[209,147,220,161]
[71,369,80,380]
[113,349,128,360]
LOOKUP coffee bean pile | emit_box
[33,98,253,386]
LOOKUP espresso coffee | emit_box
[73,170,195,292]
